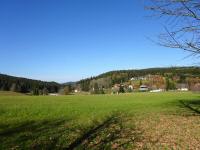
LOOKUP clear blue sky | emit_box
[0,0,195,82]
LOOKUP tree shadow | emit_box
[0,119,65,136]
[65,114,142,150]
[1,114,142,150]
[0,119,70,149]
[179,99,200,115]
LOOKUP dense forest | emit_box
[0,74,60,94]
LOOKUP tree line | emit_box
[0,74,60,94]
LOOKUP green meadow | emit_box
[0,92,200,149]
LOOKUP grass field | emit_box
[0,92,200,149]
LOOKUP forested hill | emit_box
[78,66,200,91]
[0,74,60,93]
[1,66,200,93]
[98,66,200,78]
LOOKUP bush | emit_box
[119,85,125,93]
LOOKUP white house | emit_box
[150,89,164,93]
[128,85,134,90]
[178,88,189,91]
[130,76,147,81]
[139,85,148,92]
[49,93,59,96]
[176,83,189,91]
[74,89,79,93]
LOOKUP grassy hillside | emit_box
[0,92,200,149]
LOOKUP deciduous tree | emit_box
[148,0,200,56]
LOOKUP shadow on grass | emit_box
[0,119,65,136]
[179,99,200,115]
[0,119,69,149]
[0,114,142,150]
[65,114,142,150]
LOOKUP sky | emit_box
[0,0,196,83]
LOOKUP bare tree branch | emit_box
[147,0,200,56]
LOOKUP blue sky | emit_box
[0,0,195,82]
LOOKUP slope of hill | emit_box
[78,66,200,91]
[96,66,200,79]
[0,74,61,93]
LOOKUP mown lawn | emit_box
[0,92,200,149]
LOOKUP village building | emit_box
[74,89,79,93]
[150,89,164,93]
[128,85,134,90]
[139,85,149,92]
[176,83,189,91]
[49,93,59,96]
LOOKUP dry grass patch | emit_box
[135,114,200,149]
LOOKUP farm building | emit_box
[49,93,59,96]
[139,85,148,92]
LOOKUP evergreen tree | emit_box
[10,83,17,92]
[32,88,39,95]
[139,80,142,86]
[43,87,49,95]
[166,77,176,91]
[99,88,105,94]
[93,83,99,94]
[119,85,125,93]
[166,77,170,91]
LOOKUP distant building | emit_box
[128,85,134,90]
[74,89,79,93]
[150,89,164,93]
[176,83,189,91]
[139,85,148,92]
[130,77,136,81]
[49,93,59,96]
[177,88,189,91]
[130,76,147,81]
